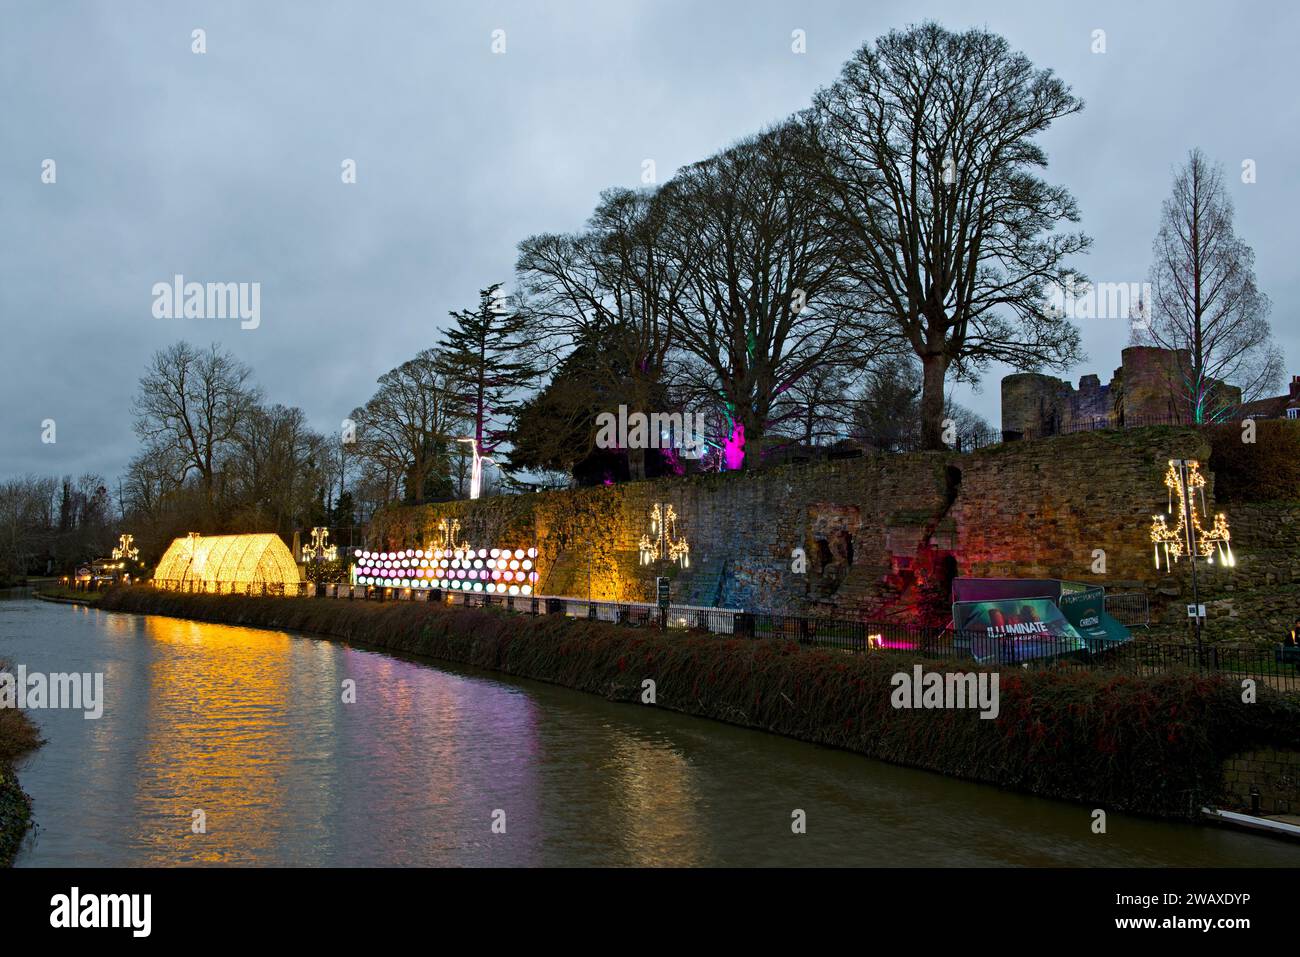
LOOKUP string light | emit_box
[301,526,338,563]
[1150,459,1234,570]
[639,503,690,568]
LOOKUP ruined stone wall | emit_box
[1000,346,1253,438]
[368,426,1299,629]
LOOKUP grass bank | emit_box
[33,586,103,605]
[98,587,1300,820]
[0,664,42,867]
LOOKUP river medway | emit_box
[4,594,1298,867]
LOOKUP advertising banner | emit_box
[952,597,1089,664]
[1058,586,1132,651]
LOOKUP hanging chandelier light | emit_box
[639,503,690,568]
[1150,459,1234,571]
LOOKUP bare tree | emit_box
[132,342,259,512]
[656,122,865,467]
[225,404,329,535]
[1132,148,1283,421]
[350,349,462,505]
[516,187,685,478]
[809,22,1090,449]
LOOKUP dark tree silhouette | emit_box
[809,22,1090,449]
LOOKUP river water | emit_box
[2,594,1297,867]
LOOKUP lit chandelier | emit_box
[302,526,338,562]
[639,503,690,568]
[433,517,470,553]
[111,533,139,563]
[1150,459,1234,570]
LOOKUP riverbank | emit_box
[0,663,42,867]
[33,587,101,606]
[96,587,1300,821]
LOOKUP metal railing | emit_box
[1103,592,1150,627]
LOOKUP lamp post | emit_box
[1150,458,1234,662]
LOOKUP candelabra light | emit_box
[638,503,690,568]
[1150,459,1234,571]
[433,517,471,554]
[111,533,139,563]
[302,526,338,563]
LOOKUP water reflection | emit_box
[2,597,1299,867]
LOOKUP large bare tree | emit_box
[1131,148,1282,421]
[516,187,685,478]
[809,22,1090,449]
[132,341,259,512]
[655,122,867,467]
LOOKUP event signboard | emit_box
[952,596,1089,664]
[1058,587,1132,651]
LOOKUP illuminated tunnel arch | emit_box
[153,533,301,590]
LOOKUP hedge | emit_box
[97,587,1300,820]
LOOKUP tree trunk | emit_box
[919,352,950,451]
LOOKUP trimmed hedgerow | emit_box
[98,588,1300,820]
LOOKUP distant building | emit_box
[1237,375,1300,421]
[998,346,1283,439]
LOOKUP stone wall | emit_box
[1222,748,1300,815]
[366,425,1300,631]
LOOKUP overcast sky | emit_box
[2,0,1296,485]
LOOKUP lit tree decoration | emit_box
[639,503,690,568]
[1150,459,1234,571]
[302,526,338,563]
[111,533,139,563]
[433,517,470,553]
[457,437,494,500]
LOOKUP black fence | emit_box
[316,584,1296,691]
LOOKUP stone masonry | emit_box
[368,426,1296,632]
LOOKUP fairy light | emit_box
[1150,459,1234,570]
[638,503,690,568]
[301,526,338,563]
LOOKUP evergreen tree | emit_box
[436,284,537,461]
